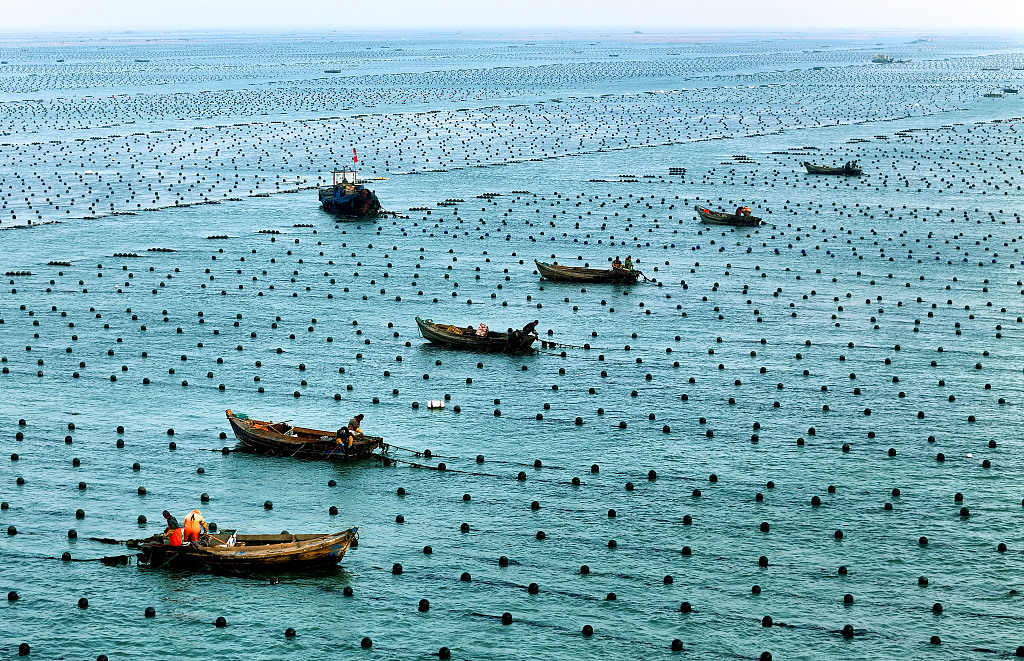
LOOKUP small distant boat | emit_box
[982,91,1004,98]
[803,161,863,176]
[225,409,385,461]
[318,169,381,219]
[871,54,910,64]
[416,317,536,353]
[1004,87,1019,93]
[136,528,358,571]
[535,260,640,284]
[694,205,763,227]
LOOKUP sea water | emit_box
[1,31,1023,660]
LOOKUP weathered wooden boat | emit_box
[136,528,357,571]
[535,260,640,284]
[694,205,763,227]
[416,317,537,353]
[318,169,381,219]
[803,161,862,176]
[226,409,385,460]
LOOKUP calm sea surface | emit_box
[1,31,1023,660]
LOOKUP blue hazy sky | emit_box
[3,0,1022,32]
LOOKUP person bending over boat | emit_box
[624,256,633,270]
[735,206,752,217]
[183,509,208,543]
[348,414,365,435]
[162,510,183,547]
[521,319,539,337]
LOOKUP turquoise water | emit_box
[1,31,1023,660]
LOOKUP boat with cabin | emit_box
[318,169,381,218]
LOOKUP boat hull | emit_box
[416,317,536,353]
[138,529,357,571]
[803,162,862,176]
[226,410,384,461]
[694,205,763,227]
[535,260,639,283]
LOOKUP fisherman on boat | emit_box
[183,509,208,543]
[521,319,539,337]
[735,206,752,217]
[162,510,183,547]
[333,414,365,448]
[624,255,633,270]
[612,256,623,269]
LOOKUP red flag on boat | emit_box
[352,148,358,163]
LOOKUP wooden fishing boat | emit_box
[535,260,640,284]
[694,205,763,227]
[318,169,381,219]
[225,409,385,460]
[137,528,357,571]
[803,161,862,176]
[416,317,537,353]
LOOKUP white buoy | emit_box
[427,400,445,409]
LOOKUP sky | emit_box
[2,0,1022,33]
